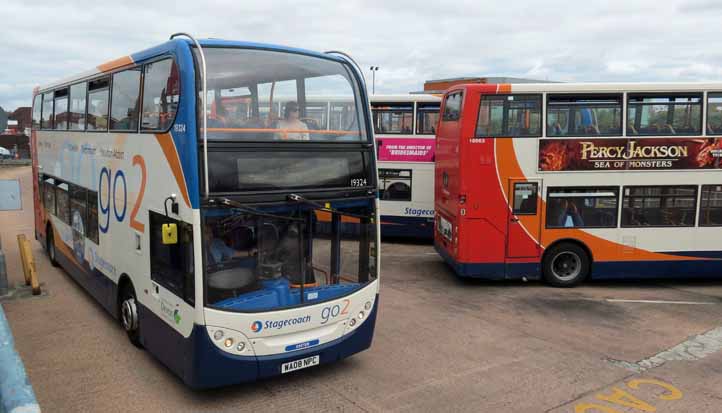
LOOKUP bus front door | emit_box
[506,179,542,259]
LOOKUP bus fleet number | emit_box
[98,155,147,234]
[320,299,350,324]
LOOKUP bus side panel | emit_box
[50,221,117,315]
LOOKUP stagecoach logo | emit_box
[251,321,263,333]
[251,315,312,333]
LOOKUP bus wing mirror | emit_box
[162,223,178,245]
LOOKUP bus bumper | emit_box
[185,299,378,389]
[434,243,507,280]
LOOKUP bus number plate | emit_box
[281,355,319,374]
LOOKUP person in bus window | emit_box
[554,199,584,227]
[275,101,309,140]
[204,224,243,265]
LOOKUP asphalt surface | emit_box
[2,165,722,412]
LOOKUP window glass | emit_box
[476,94,541,137]
[442,92,462,121]
[546,187,619,228]
[142,59,180,131]
[622,186,697,227]
[547,95,621,137]
[198,48,366,142]
[372,103,413,134]
[69,83,87,130]
[627,94,701,136]
[87,190,99,244]
[379,169,412,201]
[416,103,440,135]
[41,92,54,129]
[70,185,87,237]
[700,185,722,226]
[87,78,109,131]
[329,102,356,131]
[150,211,194,304]
[56,183,71,225]
[43,178,56,216]
[707,93,722,135]
[305,75,356,131]
[110,68,141,131]
[53,88,69,130]
[32,95,41,129]
[512,182,538,214]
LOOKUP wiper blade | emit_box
[286,193,373,220]
[206,197,304,222]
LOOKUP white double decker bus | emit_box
[371,94,440,237]
[31,34,380,388]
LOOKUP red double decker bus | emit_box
[435,82,722,286]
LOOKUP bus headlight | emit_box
[365,301,372,310]
[349,318,357,327]
[358,311,365,320]
[214,330,224,340]
[236,342,246,352]
[224,338,234,348]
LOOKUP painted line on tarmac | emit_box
[606,325,722,373]
[606,299,717,305]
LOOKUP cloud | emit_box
[3,0,722,110]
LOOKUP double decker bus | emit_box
[371,94,440,237]
[435,82,722,286]
[31,34,379,388]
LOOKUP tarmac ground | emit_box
[2,165,722,412]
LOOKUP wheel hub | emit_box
[121,297,138,332]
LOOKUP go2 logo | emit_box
[98,155,147,234]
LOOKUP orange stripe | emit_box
[154,133,191,208]
[314,210,361,224]
[494,138,697,262]
[208,128,357,135]
[97,56,134,73]
[497,84,512,94]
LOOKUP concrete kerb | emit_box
[0,304,40,413]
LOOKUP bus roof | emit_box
[35,37,349,94]
[370,94,441,103]
[450,82,722,95]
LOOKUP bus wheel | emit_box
[120,284,143,348]
[46,226,59,267]
[542,242,590,287]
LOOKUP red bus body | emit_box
[434,83,722,281]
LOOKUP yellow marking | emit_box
[595,387,656,412]
[325,202,331,209]
[575,403,622,413]
[627,379,683,401]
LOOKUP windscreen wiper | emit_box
[286,193,373,220]
[206,197,304,222]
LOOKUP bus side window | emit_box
[149,211,194,304]
[442,92,462,121]
[142,59,180,131]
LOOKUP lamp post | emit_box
[369,66,379,94]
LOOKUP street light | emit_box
[369,66,379,94]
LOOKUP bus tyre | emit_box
[120,285,143,348]
[46,226,59,267]
[542,243,590,287]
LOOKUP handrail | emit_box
[170,33,209,198]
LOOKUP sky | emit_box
[2,0,722,111]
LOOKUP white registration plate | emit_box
[281,355,320,374]
[438,215,452,240]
